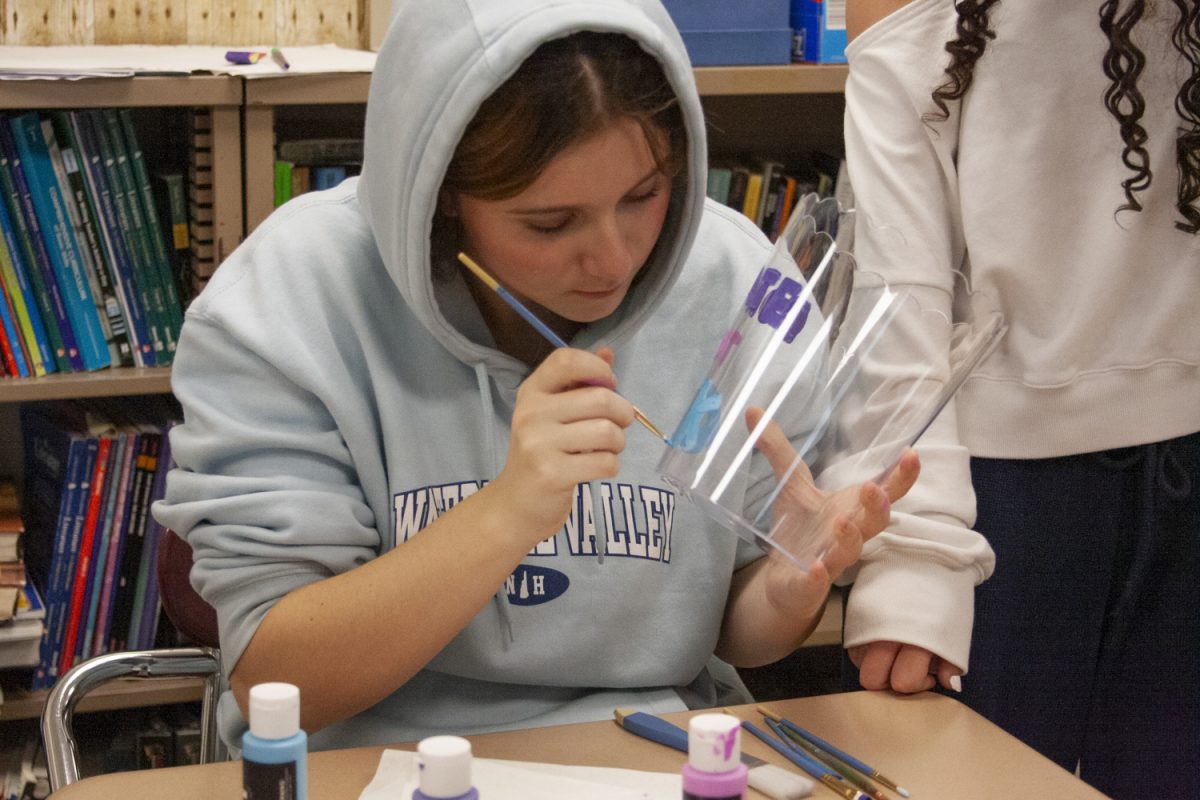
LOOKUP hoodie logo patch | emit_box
[503,564,569,606]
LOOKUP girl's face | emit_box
[455,117,673,330]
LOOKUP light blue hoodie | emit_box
[154,0,798,749]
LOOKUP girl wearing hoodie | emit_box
[154,0,935,750]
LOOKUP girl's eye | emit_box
[528,217,571,234]
[625,187,661,204]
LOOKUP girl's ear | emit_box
[438,189,459,217]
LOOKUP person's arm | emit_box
[229,346,633,733]
[714,409,919,667]
[837,0,996,693]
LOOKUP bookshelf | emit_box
[0,62,849,727]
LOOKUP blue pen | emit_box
[736,717,868,800]
[457,251,669,443]
[759,706,910,797]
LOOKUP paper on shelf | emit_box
[358,749,682,800]
[0,44,376,80]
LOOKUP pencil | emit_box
[758,705,910,798]
[270,47,290,70]
[456,251,669,442]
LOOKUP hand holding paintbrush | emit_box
[457,251,670,443]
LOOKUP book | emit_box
[57,433,112,675]
[94,109,171,365]
[706,166,733,206]
[154,172,193,310]
[48,112,134,367]
[118,110,183,340]
[0,481,24,564]
[740,171,764,223]
[0,559,24,622]
[7,113,110,371]
[135,424,173,650]
[91,431,137,657]
[274,160,293,207]
[276,137,363,165]
[21,404,98,689]
[79,432,124,660]
[107,432,157,653]
[70,110,156,368]
[311,165,348,191]
[0,174,53,376]
[0,274,26,377]
[0,116,80,372]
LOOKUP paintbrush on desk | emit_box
[457,251,670,443]
[613,708,813,799]
[758,705,909,798]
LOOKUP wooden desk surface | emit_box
[50,691,1108,799]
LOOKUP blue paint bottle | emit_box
[242,682,308,800]
[412,736,480,800]
[682,713,748,799]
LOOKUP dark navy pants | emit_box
[844,430,1200,800]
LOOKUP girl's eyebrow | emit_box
[509,168,663,216]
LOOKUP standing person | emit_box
[841,1,1200,796]
[153,0,918,751]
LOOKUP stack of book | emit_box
[20,398,179,690]
[273,137,363,206]
[707,153,844,242]
[0,481,42,672]
[0,109,187,377]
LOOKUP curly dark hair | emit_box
[925,0,1200,234]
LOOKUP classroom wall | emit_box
[3,0,367,48]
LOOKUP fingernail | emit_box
[949,675,963,693]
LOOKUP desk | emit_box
[50,691,1107,799]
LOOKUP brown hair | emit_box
[441,31,686,203]
[926,0,1200,234]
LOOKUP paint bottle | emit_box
[242,682,308,800]
[412,735,480,800]
[682,713,748,800]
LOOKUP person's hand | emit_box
[488,346,633,549]
[849,640,963,693]
[746,406,920,624]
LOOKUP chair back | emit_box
[156,528,219,648]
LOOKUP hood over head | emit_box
[357,0,708,365]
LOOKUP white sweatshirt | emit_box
[839,0,1200,669]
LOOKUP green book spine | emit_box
[93,110,168,364]
[274,160,293,207]
[155,172,193,309]
[118,110,183,336]
[0,215,46,375]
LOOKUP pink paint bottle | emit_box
[682,713,748,799]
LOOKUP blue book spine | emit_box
[136,424,174,649]
[0,184,55,373]
[71,111,155,368]
[0,115,83,372]
[36,437,96,690]
[9,113,110,371]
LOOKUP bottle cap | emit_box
[416,736,474,798]
[687,713,741,773]
[248,682,300,740]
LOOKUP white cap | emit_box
[687,713,742,774]
[248,682,301,740]
[416,736,474,798]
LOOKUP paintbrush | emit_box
[457,251,669,442]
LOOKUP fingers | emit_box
[744,406,798,479]
[937,659,964,693]
[856,640,901,690]
[879,448,920,503]
[890,646,937,693]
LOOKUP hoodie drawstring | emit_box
[475,361,515,649]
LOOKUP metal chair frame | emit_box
[40,646,224,789]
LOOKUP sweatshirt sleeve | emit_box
[152,307,381,675]
[836,0,995,672]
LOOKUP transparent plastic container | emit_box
[659,196,1006,569]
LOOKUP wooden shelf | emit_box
[0,676,204,721]
[693,64,848,96]
[245,73,372,106]
[0,75,242,110]
[0,367,172,403]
